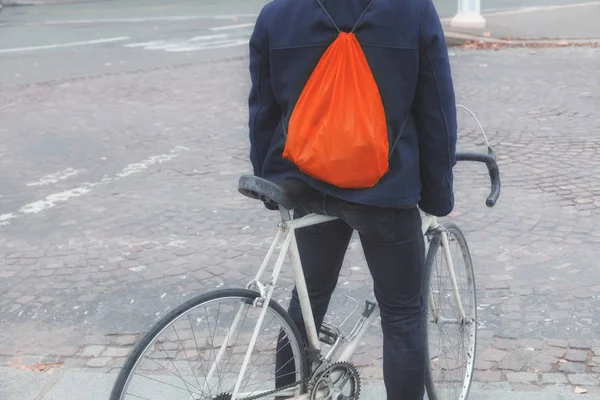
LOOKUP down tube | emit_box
[231,229,296,400]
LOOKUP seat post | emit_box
[278,206,292,222]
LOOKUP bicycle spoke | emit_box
[188,313,214,399]
[217,302,252,392]
[238,323,288,393]
[205,303,224,391]
[172,323,204,396]
[242,337,296,396]
[148,350,201,394]
[240,318,283,379]
[114,293,306,400]
[206,305,253,395]
[125,392,154,400]
[225,314,278,382]
[133,370,200,395]
[242,370,298,392]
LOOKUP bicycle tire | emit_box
[425,222,477,400]
[110,288,309,400]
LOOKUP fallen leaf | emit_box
[558,359,568,363]
[482,32,492,37]
[574,387,588,394]
[14,361,63,372]
[461,40,600,50]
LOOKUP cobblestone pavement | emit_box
[1,47,600,394]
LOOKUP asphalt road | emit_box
[0,0,266,85]
[0,0,597,85]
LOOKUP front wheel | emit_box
[110,288,309,400]
[425,223,477,400]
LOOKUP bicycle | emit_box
[110,111,501,400]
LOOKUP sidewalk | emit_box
[444,2,600,46]
[2,366,600,400]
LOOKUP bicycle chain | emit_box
[213,363,361,399]
[211,376,311,400]
[210,362,360,400]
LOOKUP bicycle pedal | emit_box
[319,323,339,346]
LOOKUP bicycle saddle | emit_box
[238,175,320,210]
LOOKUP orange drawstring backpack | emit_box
[283,0,389,189]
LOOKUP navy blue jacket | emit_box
[248,0,457,217]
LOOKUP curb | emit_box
[1,0,102,5]
[444,30,600,48]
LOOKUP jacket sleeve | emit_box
[413,0,457,217]
[248,9,281,177]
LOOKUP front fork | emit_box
[426,226,468,325]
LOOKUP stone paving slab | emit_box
[2,366,600,400]
[0,366,60,400]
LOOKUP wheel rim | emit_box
[427,227,477,400]
[117,295,305,400]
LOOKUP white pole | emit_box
[451,0,486,29]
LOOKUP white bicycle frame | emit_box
[208,209,467,400]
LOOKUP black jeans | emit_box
[275,196,427,400]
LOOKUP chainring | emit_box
[212,394,232,400]
[309,362,361,400]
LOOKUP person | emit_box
[247,0,457,398]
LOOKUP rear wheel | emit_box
[425,223,477,400]
[110,288,309,400]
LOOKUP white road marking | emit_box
[125,27,252,53]
[166,240,188,248]
[0,37,130,54]
[213,15,260,20]
[166,40,249,52]
[483,1,600,16]
[144,42,188,51]
[439,1,600,22]
[116,147,188,178]
[124,40,168,48]
[20,187,92,214]
[26,168,85,187]
[188,34,230,42]
[31,15,258,25]
[0,214,16,226]
[123,35,230,49]
[1,147,188,225]
[210,23,255,31]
